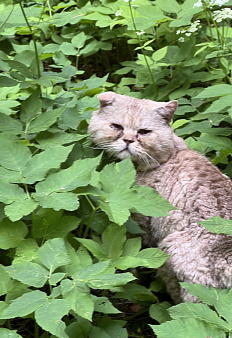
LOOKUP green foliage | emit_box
[0,0,232,336]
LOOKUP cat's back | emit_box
[137,148,232,221]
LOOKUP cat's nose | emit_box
[123,138,134,145]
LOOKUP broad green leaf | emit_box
[76,238,106,261]
[0,75,19,87]
[0,328,22,337]
[0,219,28,249]
[152,47,168,62]
[198,134,232,150]
[151,318,226,338]
[102,224,127,260]
[35,156,101,194]
[200,217,232,236]
[14,238,39,264]
[0,100,20,115]
[0,290,47,319]
[63,284,94,321]
[0,264,12,296]
[99,158,136,193]
[0,181,27,204]
[7,262,48,287]
[38,238,70,272]
[149,302,172,324]
[37,132,86,149]
[33,191,80,211]
[49,273,66,285]
[92,295,121,314]
[4,199,38,222]
[115,283,158,304]
[35,299,70,338]
[90,316,127,338]
[26,107,65,134]
[0,167,22,183]
[122,237,142,256]
[87,272,136,289]
[0,139,31,171]
[71,32,87,49]
[169,302,229,330]
[21,145,74,184]
[74,261,111,280]
[32,209,80,239]
[20,89,41,123]
[195,84,232,98]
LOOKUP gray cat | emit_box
[88,91,232,303]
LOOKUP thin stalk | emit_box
[202,2,213,41]
[128,0,157,97]
[83,196,100,238]
[19,1,41,81]
[0,3,15,31]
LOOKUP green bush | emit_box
[0,0,232,336]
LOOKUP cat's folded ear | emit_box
[98,91,117,108]
[160,100,178,123]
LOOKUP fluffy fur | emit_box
[88,91,232,303]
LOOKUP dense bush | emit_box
[0,0,232,336]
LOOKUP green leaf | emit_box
[149,302,172,324]
[92,295,121,314]
[4,199,38,222]
[71,32,86,49]
[0,328,23,337]
[122,237,142,256]
[102,224,127,261]
[169,302,229,330]
[0,100,20,115]
[7,262,48,287]
[32,209,80,239]
[38,238,71,272]
[35,156,101,194]
[0,114,22,134]
[76,238,106,261]
[0,75,19,87]
[198,134,232,151]
[62,284,94,321]
[0,290,47,319]
[35,299,70,338]
[87,272,136,289]
[20,88,41,123]
[200,217,232,236]
[0,264,12,296]
[26,107,65,134]
[33,191,80,211]
[195,84,232,98]
[74,261,111,280]
[151,318,226,338]
[14,238,39,264]
[0,181,27,204]
[0,139,31,171]
[0,219,28,249]
[21,145,74,184]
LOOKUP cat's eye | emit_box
[138,129,152,135]
[110,123,124,131]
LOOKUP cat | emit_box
[88,91,232,303]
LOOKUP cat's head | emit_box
[88,92,184,170]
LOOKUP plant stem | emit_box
[19,1,42,97]
[0,4,15,31]
[128,0,157,97]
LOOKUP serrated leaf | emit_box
[0,181,27,204]
[102,224,127,261]
[63,285,94,321]
[32,209,80,239]
[76,238,106,261]
[35,156,101,194]
[7,262,48,287]
[38,238,71,272]
[0,114,23,134]
[4,199,38,222]
[21,145,74,184]
[0,264,12,296]
[35,299,70,338]
[0,219,28,249]
[33,191,80,211]
[200,216,232,236]
[0,290,47,319]
[87,272,136,289]
[27,107,65,134]
[20,89,41,123]
[150,318,226,338]
[198,134,232,150]
[92,295,121,314]
[195,84,232,98]
[0,139,31,171]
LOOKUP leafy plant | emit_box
[0,0,232,336]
